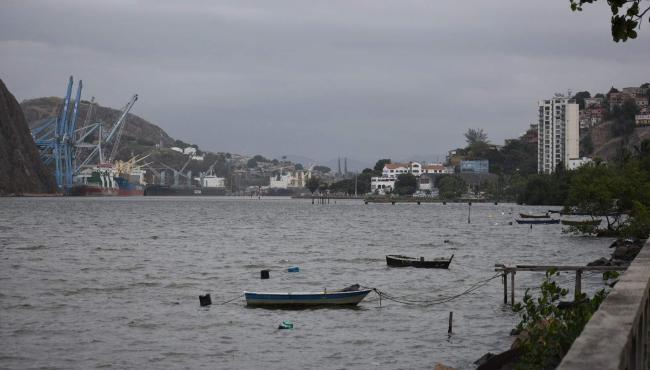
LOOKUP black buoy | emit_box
[199,294,212,306]
[261,269,270,279]
[391,201,395,205]
[443,201,446,205]
[494,202,498,205]
[417,201,421,205]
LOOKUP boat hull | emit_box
[515,219,560,225]
[67,184,118,196]
[561,219,601,226]
[386,255,453,268]
[244,290,371,307]
[519,213,550,219]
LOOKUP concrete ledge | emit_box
[558,240,650,370]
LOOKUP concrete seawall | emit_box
[558,240,650,369]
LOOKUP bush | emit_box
[513,270,607,369]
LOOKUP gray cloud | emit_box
[1,0,648,164]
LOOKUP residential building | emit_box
[636,114,650,126]
[567,157,593,170]
[269,170,312,189]
[460,160,489,173]
[537,96,579,174]
[579,106,606,129]
[371,161,448,194]
[584,97,604,108]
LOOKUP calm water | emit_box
[0,197,614,369]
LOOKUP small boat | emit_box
[244,284,371,307]
[515,218,560,225]
[519,212,550,218]
[561,219,602,226]
[386,254,454,268]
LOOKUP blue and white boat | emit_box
[244,285,372,307]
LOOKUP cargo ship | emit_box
[70,159,146,196]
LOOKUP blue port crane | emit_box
[31,76,138,192]
[31,76,83,191]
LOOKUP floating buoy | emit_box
[199,294,212,307]
[443,201,446,205]
[278,320,294,330]
[287,266,300,273]
[261,270,270,279]
[444,239,450,243]
[417,201,421,205]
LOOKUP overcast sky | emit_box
[1,0,648,165]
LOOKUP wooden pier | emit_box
[494,264,627,306]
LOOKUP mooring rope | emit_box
[217,293,245,305]
[363,273,503,306]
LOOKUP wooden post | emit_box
[503,272,508,304]
[510,271,515,307]
[575,269,582,300]
[448,311,453,334]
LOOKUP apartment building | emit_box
[537,97,579,174]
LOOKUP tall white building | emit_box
[537,97,579,174]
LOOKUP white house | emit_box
[371,162,448,194]
[269,170,312,189]
[170,147,183,153]
[567,157,593,170]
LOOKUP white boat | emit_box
[244,285,371,307]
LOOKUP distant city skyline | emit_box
[1,1,648,161]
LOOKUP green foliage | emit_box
[569,0,649,42]
[513,270,607,369]
[573,91,591,109]
[313,165,331,173]
[516,172,570,205]
[438,175,466,200]
[580,134,594,157]
[295,163,304,170]
[374,159,391,172]
[393,173,417,196]
[306,176,320,194]
[464,128,489,146]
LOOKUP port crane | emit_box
[31,76,138,191]
[31,76,83,191]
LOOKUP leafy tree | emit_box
[513,270,607,368]
[394,173,417,195]
[374,159,391,172]
[573,91,591,109]
[570,0,650,41]
[464,128,489,146]
[438,175,466,200]
[313,165,331,173]
[318,182,329,193]
[295,163,304,170]
[580,133,594,156]
[306,176,320,194]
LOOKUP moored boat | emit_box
[519,212,550,218]
[561,219,602,226]
[515,218,560,225]
[244,284,371,307]
[386,254,453,268]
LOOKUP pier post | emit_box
[575,269,582,299]
[503,272,508,304]
[448,312,453,334]
[510,271,515,307]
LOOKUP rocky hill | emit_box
[589,121,650,160]
[21,97,178,160]
[0,80,57,195]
